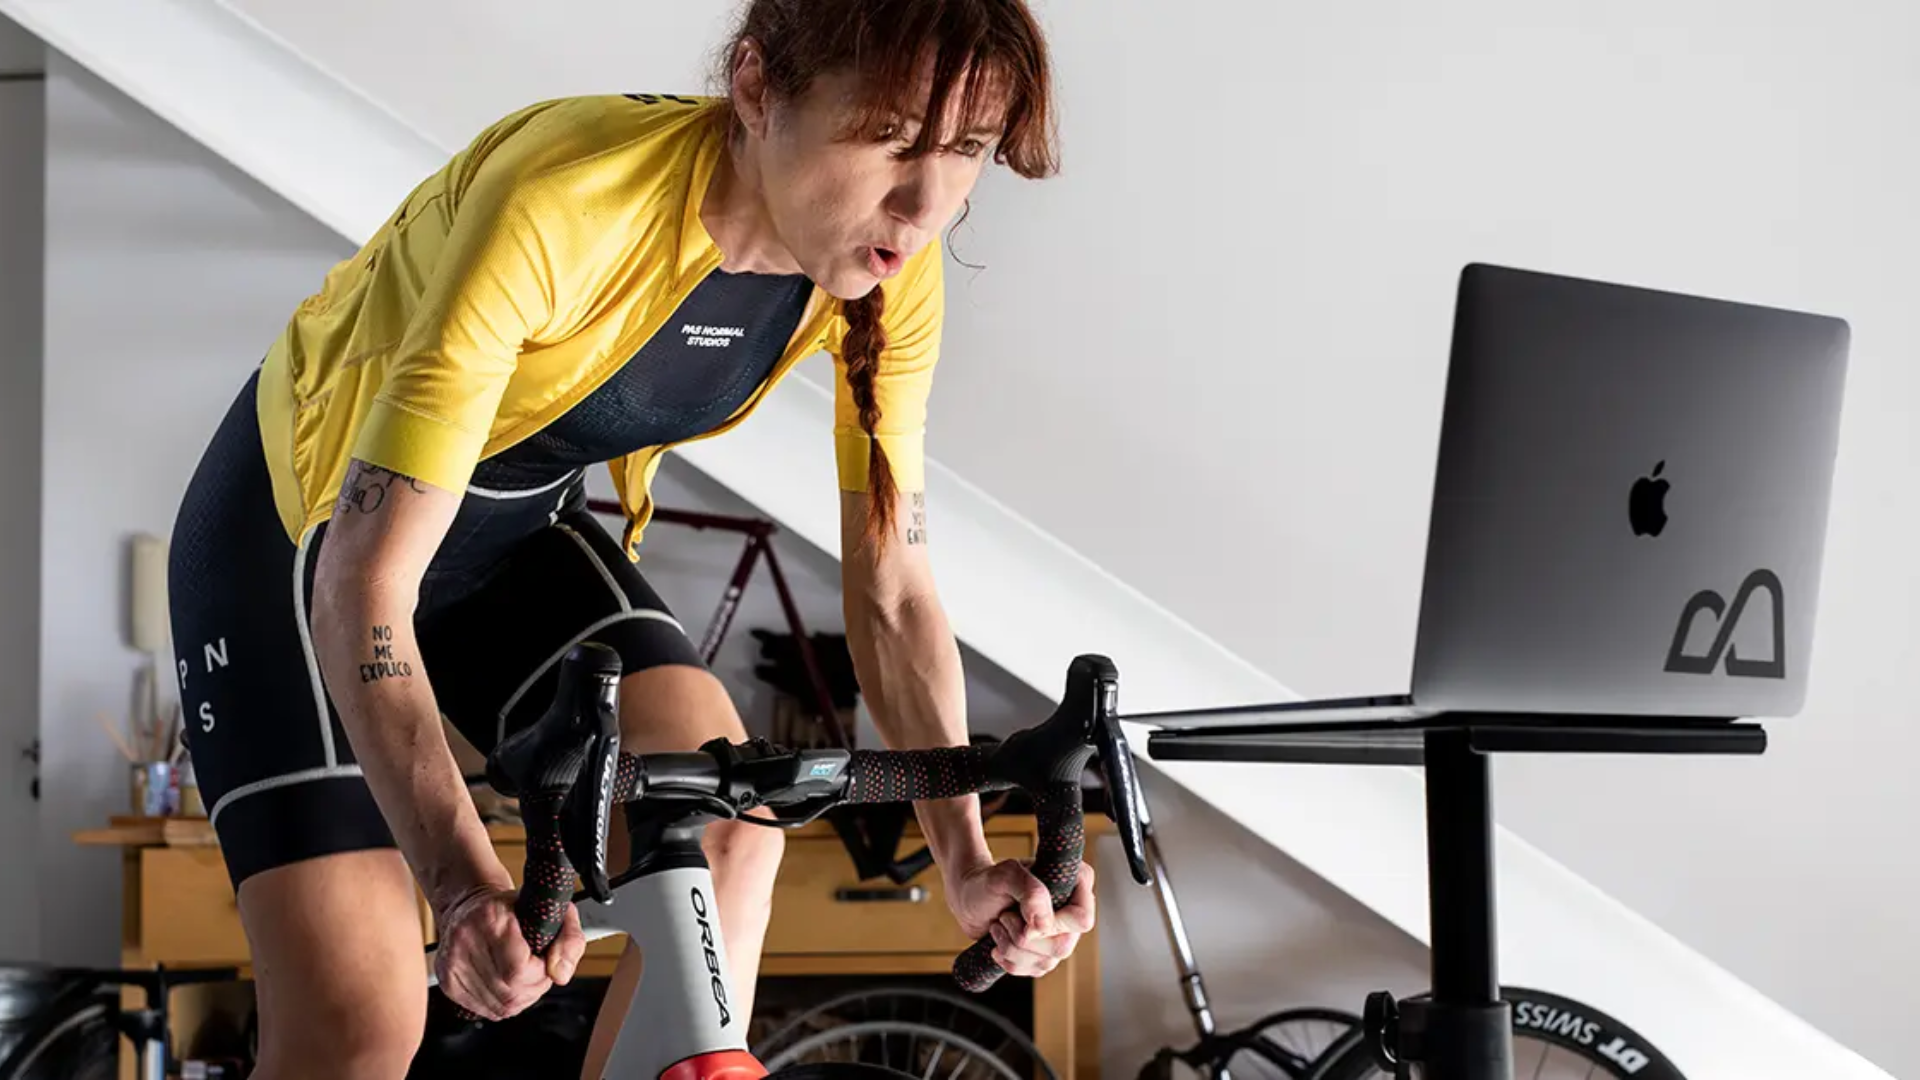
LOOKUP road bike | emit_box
[431,643,1150,1078]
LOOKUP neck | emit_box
[701,136,802,276]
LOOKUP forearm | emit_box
[313,587,505,911]
[843,591,992,882]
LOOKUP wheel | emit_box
[765,1066,921,1079]
[763,1021,1030,1080]
[1138,1007,1361,1079]
[1217,1008,1362,1078]
[1306,986,1686,1080]
[754,986,1056,1080]
[0,994,118,1080]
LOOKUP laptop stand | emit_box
[1144,712,1765,1080]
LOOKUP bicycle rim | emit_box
[1306,987,1686,1080]
[0,1001,116,1080]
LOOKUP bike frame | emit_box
[587,499,847,750]
[571,818,762,1080]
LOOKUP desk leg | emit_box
[120,847,141,1080]
[1032,966,1074,1080]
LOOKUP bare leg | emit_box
[580,665,785,1079]
[238,849,428,1080]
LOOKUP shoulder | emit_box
[455,94,724,218]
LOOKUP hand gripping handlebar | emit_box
[483,644,1150,996]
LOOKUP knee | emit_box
[254,999,423,1080]
[705,813,786,893]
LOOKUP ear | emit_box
[729,37,773,140]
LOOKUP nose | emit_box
[885,156,949,233]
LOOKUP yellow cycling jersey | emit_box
[254,93,943,559]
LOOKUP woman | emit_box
[165,1,1095,1076]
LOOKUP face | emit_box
[734,47,1004,299]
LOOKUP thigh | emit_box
[169,371,394,888]
[239,849,428,1077]
[421,506,710,756]
[614,665,748,750]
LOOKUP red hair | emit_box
[716,0,1061,547]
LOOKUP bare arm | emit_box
[310,460,507,913]
[840,488,994,885]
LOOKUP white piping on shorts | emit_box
[208,764,366,828]
[495,609,683,746]
[292,526,337,767]
[464,468,581,500]
[553,520,631,612]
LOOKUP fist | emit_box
[434,884,584,1020]
[947,857,1096,978]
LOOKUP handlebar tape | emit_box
[503,743,1084,1005]
[950,781,1084,992]
[841,746,1083,993]
[515,793,575,955]
[454,794,573,1024]
[842,745,999,803]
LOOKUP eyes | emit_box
[875,121,991,160]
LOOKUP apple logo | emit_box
[1629,461,1670,537]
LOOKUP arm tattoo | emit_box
[906,491,927,546]
[335,461,427,517]
[360,624,415,683]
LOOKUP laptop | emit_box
[1148,262,1850,730]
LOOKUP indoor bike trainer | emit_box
[1141,709,1763,1080]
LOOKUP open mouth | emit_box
[866,246,903,279]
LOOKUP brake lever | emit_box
[559,663,623,904]
[1084,657,1151,886]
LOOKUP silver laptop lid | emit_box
[1409,263,1849,718]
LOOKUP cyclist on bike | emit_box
[166,2,1095,1077]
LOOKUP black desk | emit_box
[1142,711,1765,1080]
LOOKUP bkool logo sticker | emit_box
[1663,569,1786,679]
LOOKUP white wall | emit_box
[0,11,44,964]
[218,1,1920,1074]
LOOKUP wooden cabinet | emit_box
[83,813,1102,1079]
[135,847,250,966]
[762,834,1030,958]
